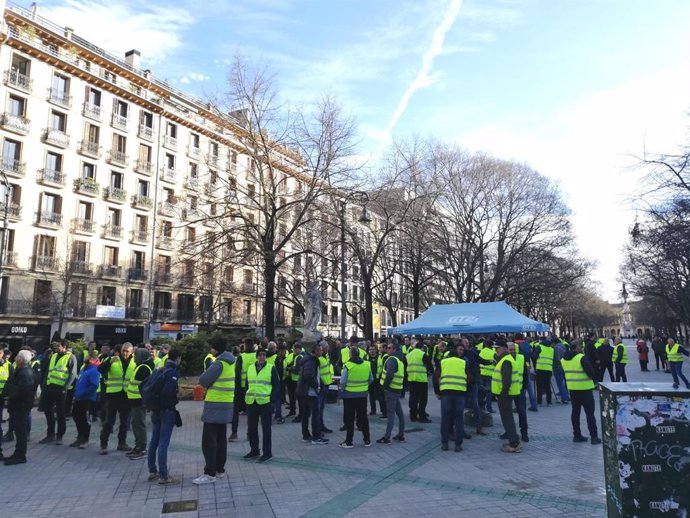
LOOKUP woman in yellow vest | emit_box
[194,340,237,485]
[666,338,690,389]
[244,350,280,462]
[339,347,373,448]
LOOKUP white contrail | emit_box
[380,0,463,147]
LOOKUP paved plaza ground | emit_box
[0,341,683,517]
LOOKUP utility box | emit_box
[599,382,690,518]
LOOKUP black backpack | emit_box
[141,368,167,410]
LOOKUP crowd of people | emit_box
[0,332,687,486]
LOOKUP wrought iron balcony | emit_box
[106,150,129,167]
[82,102,101,121]
[71,217,96,234]
[68,260,93,275]
[4,251,18,267]
[102,224,124,240]
[111,113,128,130]
[158,200,177,217]
[0,202,21,220]
[37,168,66,187]
[160,167,176,183]
[131,194,153,210]
[35,210,63,228]
[1,112,30,135]
[47,87,72,108]
[32,255,60,271]
[78,140,101,158]
[130,229,149,244]
[0,158,25,178]
[3,70,32,93]
[103,186,127,203]
[43,128,70,148]
[126,306,148,319]
[138,124,154,141]
[74,178,100,197]
[127,268,148,281]
[156,234,175,250]
[155,270,173,285]
[163,135,177,150]
[98,264,122,278]
[134,159,153,175]
[187,145,200,159]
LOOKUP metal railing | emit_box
[98,264,122,278]
[3,69,32,93]
[106,150,128,167]
[127,267,148,281]
[131,194,153,209]
[68,260,92,275]
[130,230,149,243]
[74,177,100,196]
[138,124,154,141]
[82,102,101,120]
[43,128,70,147]
[71,217,96,233]
[134,159,152,175]
[111,113,128,130]
[103,186,127,203]
[37,168,65,186]
[1,112,30,134]
[78,140,101,158]
[102,224,124,240]
[36,210,62,227]
[47,87,72,108]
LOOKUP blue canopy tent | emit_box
[388,301,550,335]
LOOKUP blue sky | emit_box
[30,0,690,301]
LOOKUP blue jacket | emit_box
[74,364,101,401]
[159,360,179,411]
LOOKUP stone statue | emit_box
[302,284,322,343]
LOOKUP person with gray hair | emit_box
[3,349,37,465]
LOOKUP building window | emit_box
[101,286,116,305]
[110,171,123,189]
[104,245,118,266]
[8,94,26,117]
[82,162,96,179]
[50,110,67,131]
[137,179,149,196]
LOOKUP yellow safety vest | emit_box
[105,357,134,394]
[288,352,301,381]
[47,352,72,387]
[245,363,273,405]
[241,352,257,385]
[266,353,277,366]
[203,353,215,371]
[439,357,467,392]
[479,347,495,377]
[0,362,9,392]
[666,343,683,363]
[615,344,628,365]
[126,363,152,399]
[560,354,595,391]
[205,359,236,403]
[406,348,427,382]
[491,355,520,396]
[376,354,386,380]
[380,355,403,391]
[343,361,370,393]
[535,346,554,372]
[513,353,525,391]
[318,356,333,385]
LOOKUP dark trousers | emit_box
[440,393,465,445]
[100,392,130,448]
[368,383,381,414]
[467,383,482,427]
[343,397,369,443]
[497,395,519,447]
[9,407,29,459]
[130,405,147,450]
[247,403,272,456]
[670,362,690,386]
[408,381,429,420]
[287,380,298,415]
[614,363,627,382]
[43,386,67,438]
[515,389,528,435]
[72,399,92,441]
[653,351,666,370]
[599,362,614,382]
[536,370,552,404]
[570,390,598,439]
[301,395,321,439]
[201,422,227,476]
[640,360,648,371]
[64,388,74,417]
[231,387,245,435]
[274,384,283,419]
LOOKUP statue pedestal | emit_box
[301,329,323,346]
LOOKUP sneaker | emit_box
[501,443,522,453]
[376,437,391,445]
[521,433,530,443]
[129,450,146,460]
[292,416,302,423]
[454,444,463,452]
[54,436,63,445]
[275,417,285,424]
[590,437,602,445]
[69,438,82,447]
[193,474,216,485]
[393,434,405,442]
[499,432,508,440]
[302,435,313,442]
[259,454,272,462]
[99,448,108,455]
[117,443,132,452]
[147,472,159,481]
[673,383,679,389]
[339,441,354,449]
[322,427,333,434]
[228,433,238,442]
[441,442,449,451]
[78,442,89,450]
[573,436,589,443]
[311,437,329,445]
[158,476,178,485]
[528,407,538,412]
[363,440,372,448]
[3,456,26,465]
[215,470,226,478]
[243,451,261,459]
[126,448,140,457]
[339,425,347,431]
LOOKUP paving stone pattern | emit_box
[0,341,682,517]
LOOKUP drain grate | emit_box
[162,500,198,514]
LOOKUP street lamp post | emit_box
[339,191,371,340]
[0,172,10,312]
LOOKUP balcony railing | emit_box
[98,264,122,278]
[0,202,21,220]
[187,145,200,159]
[152,307,175,320]
[131,194,153,210]
[183,176,199,191]
[0,158,25,178]
[78,140,101,158]
[35,210,63,228]
[158,201,177,216]
[138,124,154,141]
[179,275,194,288]
[160,167,176,183]
[155,270,173,284]
[102,224,124,240]
[134,159,152,175]
[37,168,66,187]
[127,268,148,281]
[206,154,219,167]
[82,102,101,121]
[3,70,33,93]
[4,251,18,267]
[156,234,174,249]
[111,113,128,130]
[43,128,70,148]
[184,207,201,221]
[1,112,30,134]
[68,260,93,275]
[32,255,59,271]
[130,229,149,243]
[163,135,177,149]
[71,217,96,234]
[47,87,72,108]
[103,186,127,203]
[74,178,100,197]
[126,307,148,319]
[106,150,129,167]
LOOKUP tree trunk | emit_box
[363,272,373,341]
[263,259,276,339]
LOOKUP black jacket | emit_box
[4,364,37,411]
[296,354,320,396]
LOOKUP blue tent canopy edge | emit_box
[388,301,550,335]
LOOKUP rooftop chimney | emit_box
[125,49,140,70]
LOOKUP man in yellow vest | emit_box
[407,340,432,423]
[284,343,304,421]
[478,340,496,413]
[613,337,628,382]
[244,349,280,461]
[194,339,236,484]
[317,341,334,434]
[98,342,135,454]
[126,347,155,459]
[433,341,468,452]
[376,339,405,444]
[666,337,690,389]
[532,338,554,406]
[39,341,77,445]
[562,341,601,444]
[492,340,521,453]
[230,340,256,441]
[339,347,373,448]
